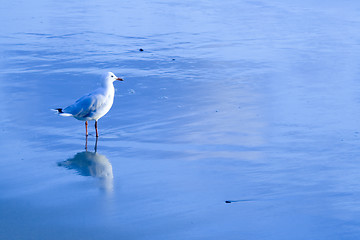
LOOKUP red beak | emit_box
[116,77,124,81]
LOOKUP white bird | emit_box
[55,72,124,137]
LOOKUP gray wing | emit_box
[63,92,106,118]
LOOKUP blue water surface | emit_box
[1,0,360,239]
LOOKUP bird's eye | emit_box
[111,75,113,78]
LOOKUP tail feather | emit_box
[52,108,73,117]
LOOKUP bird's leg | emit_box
[85,121,88,136]
[95,120,99,137]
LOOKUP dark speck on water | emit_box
[139,48,144,51]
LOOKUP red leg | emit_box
[95,120,99,137]
[85,121,88,136]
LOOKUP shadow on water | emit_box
[58,137,114,192]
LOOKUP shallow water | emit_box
[2,0,360,239]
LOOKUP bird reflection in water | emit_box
[58,137,114,192]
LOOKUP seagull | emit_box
[55,72,124,137]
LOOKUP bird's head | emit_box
[106,72,124,82]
